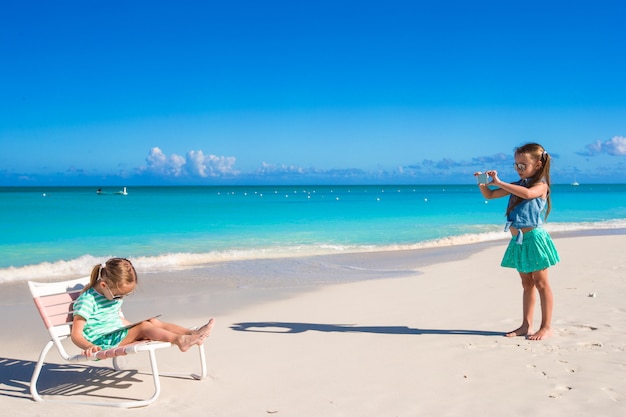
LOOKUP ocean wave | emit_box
[2,219,625,284]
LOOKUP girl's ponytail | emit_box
[82,263,104,293]
[536,150,552,219]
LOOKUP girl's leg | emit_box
[121,318,215,352]
[528,268,553,340]
[506,272,536,337]
[147,318,196,336]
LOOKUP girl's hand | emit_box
[82,345,102,357]
[486,170,500,184]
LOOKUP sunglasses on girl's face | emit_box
[102,281,133,300]
[513,163,527,172]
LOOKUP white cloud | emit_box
[146,147,166,166]
[579,136,626,157]
[143,147,238,178]
[145,147,185,176]
[604,136,626,156]
[186,150,238,177]
[169,154,187,176]
[186,150,207,177]
[256,162,306,175]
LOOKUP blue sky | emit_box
[1,0,625,186]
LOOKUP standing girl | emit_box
[71,257,214,356]
[476,143,560,340]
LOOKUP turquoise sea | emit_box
[1,184,626,283]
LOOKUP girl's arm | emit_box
[487,170,548,199]
[71,315,102,356]
[475,171,510,199]
[477,183,510,199]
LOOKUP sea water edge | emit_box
[1,184,625,284]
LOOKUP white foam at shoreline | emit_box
[2,220,625,284]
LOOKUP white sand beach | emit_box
[1,233,625,416]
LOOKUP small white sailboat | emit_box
[115,187,128,195]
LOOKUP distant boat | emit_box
[571,181,580,186]
[115,187,128,195]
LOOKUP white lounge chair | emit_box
[28,277,207,408]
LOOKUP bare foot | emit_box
[197,318,215,341]
[505,325,531,337]
[177,319,216,352]
[528,327,552,341]
[176,334,200,352]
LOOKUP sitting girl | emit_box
[71,257,214,356]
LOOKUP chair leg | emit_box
[29,342,163,408]
[194,343,208,380]
[114,343,207,380]
[112,355,124,371]
[30,340,54,403]
[110,348,162,408]
[158,343,208,380]
[139,347,162,407]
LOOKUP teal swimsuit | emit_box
[73,287,130,350]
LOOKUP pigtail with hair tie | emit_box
[98,262,106,281]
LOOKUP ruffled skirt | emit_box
[501,228,560,273]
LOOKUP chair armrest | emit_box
[68,341,173,362]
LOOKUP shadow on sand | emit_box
[0,357,146,402]
[230,322,505,336]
